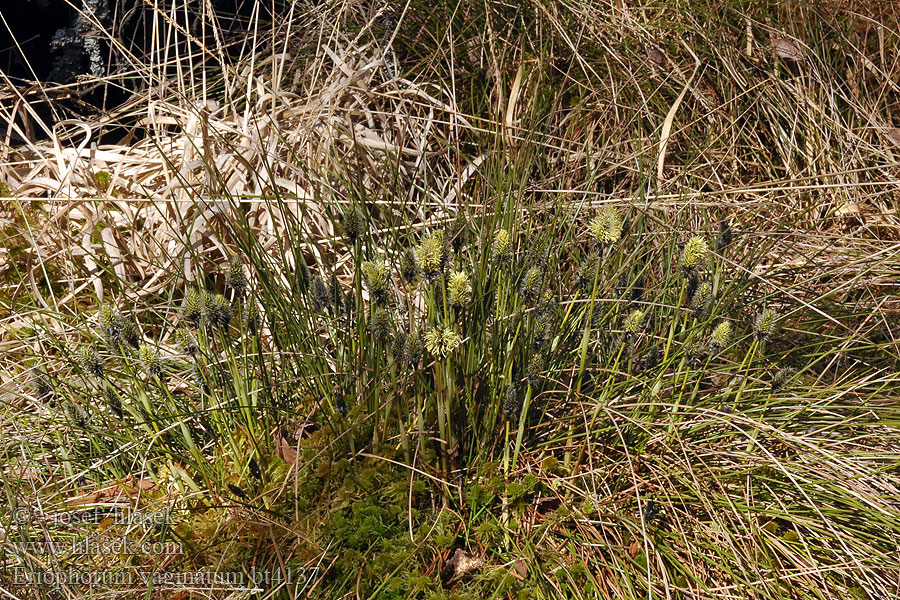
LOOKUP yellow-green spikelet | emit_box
[681,236,708,270]
[589,206,623,245]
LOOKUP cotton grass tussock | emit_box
[4,3,900,599]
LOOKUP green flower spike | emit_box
[589,206,623,246]
[416,230,447,281]
[692,281,713,317]
[754,308,778,341]
[79,346,103,377]
[362,259,391,303]
[520,266,542,303]
[342,206,364,243]
[492,228,512,264]
[710,320,732,351]
[138,345,162,378]
[226,254,247,295]
[624,309,645,335]
[399,247,419,283]
[183,289,204,328]
[404,329,424,366]
[448,270,472,307]
[205,293,233,329]
[681,236,709,271]
[425,325,459,358]
[175,329,199,357]
[369,307,392,342]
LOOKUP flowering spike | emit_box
[588,206,623,246]
[681,236,709,271]
[492,228,512,264]
[710,320,732,351]
[362,259,391,304]
[624,309,645,334]
[448,270,472,307]
[754,308,778,341]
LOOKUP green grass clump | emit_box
[2,0,900,598]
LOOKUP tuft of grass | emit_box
[1,1,899,599]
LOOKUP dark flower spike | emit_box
[615,272,629,298]
[450,213,467,252]
[520,266,542,303]
[175,329,199,357]
[205,294,233,329]
[226,254,247,296]
[79,346,103,377]
[32,368,55,403]
[102,383,123,417]
[503,383,521,421]
[138,345,163,378]
[771,367,795,392]
[243,299,261,334]
[310,274,331,313]
[576,254,599,292]
[399,247,419,283]
[715,219,733,250]
[99,305,139,350]
[403,329,424,366]
[685,270,699,303]
[692,281,713,317]
[527,353,545,387]
[369,307,392,343]
[342,205,364,243]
